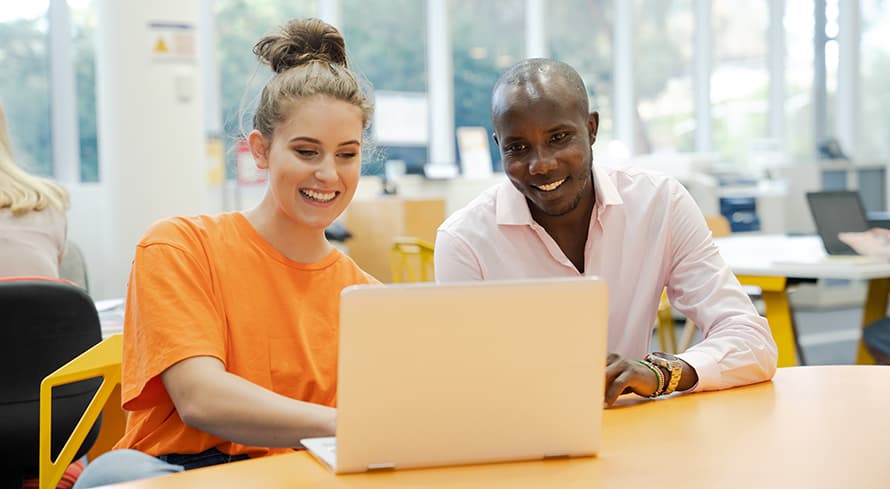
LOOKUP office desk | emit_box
[715,234,890,366]
[100,366,890,489]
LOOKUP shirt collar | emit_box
[495,163,625,226]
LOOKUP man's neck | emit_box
[530,187,596,272]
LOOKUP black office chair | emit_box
[60,241,90,295]
[0,278,103,488]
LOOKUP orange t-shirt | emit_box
[114,212,376,458]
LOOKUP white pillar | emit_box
[199,0,221,136]
[49,0,80,182]
[317,0,341,29]
[96,0,209,297]
[694,0,712,153]
[426,0,456,169]
[837,0,860,160]
[525,0,547,59]
[613,0,634,156]
[768,0,786,152]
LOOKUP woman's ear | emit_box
[247,130,270,169]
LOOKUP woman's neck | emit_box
[242,203,332,264]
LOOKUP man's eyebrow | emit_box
[499,135,525,145]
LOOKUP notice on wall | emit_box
[457,126,493,179]
[148,21,196,64]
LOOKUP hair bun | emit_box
[253,18,348,74]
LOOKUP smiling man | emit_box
[434,58,777,405]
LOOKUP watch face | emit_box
[650,351,678,362]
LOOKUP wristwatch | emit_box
[645,352,683,395]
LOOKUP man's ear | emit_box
[587,111,599,146]
[247,130,270,169]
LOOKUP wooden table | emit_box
[99,366,890,489]
[715,234,890,366]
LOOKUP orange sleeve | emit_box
[121,224,227,411]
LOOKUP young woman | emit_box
[74,18,377,488]
[0,101,69,278]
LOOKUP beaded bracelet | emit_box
[637,359,665,398]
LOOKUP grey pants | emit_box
[72,447,250,488]
[72,449,183,488]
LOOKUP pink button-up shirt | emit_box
[435,164,777,392]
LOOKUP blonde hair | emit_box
[251,18,374,139]
[0,102,70,215]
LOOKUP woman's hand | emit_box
[839,228,890,257]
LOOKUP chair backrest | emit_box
[705,215,732,238]
[59,241,89,294]
[389,237,435,283]
[0,278,102,482]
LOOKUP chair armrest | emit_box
[39,334,123,489]
[43,333,122,385]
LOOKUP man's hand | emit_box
[604,353,660,407]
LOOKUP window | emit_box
[634,0,694,155]
[70,0,98,182]
[549,0,614,148]
[213,0,317,177]
[711,1,770,163]
[0,2,52,177]
[785,0,815,159]
[451,0,525,171]
[861,0,890,161]
[342,0,427,174]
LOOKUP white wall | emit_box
[95,0,211,298]
[68,184,226,300]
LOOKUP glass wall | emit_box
[451,0,525,171]
[70,0,98,181]
[861,0,890,161]
[785,0,815,159]
[4,0,882,185]
[0,2,52,177]
[548,0,614,148]
[342,0,427,174]
[711,0,770,163]
[634,0,694,155]
[213,0,317,176]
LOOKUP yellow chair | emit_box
[655,215,732,353]
[390,237,435,283]
[39,334,125,489]
[656,290,678,353]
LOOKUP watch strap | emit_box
[645,353,682,395]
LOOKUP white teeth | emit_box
[535,178,566,192]
[302,189,337,202]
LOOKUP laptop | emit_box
[806,191,871,255]
[301,277,608,474]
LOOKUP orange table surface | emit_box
[101,366,890,489]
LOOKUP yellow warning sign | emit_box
[153,37,169,53]
[148,21,195,64]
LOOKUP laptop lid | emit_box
[324,277,607,473]
[806,191,870,255]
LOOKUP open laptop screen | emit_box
[806,191,870,255]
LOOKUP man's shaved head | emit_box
[491,58,589,124]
